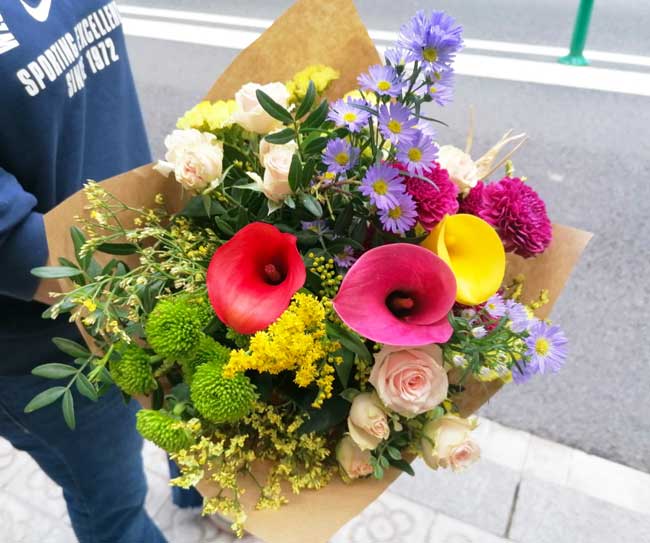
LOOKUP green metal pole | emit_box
[558,0,595,66]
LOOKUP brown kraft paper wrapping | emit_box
[42,1,592,541]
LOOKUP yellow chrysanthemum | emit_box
[176,100,238,131]
[286,65,340,103]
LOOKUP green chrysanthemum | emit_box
[145,297,203,358]
[187,292,215,329]
[180,335,230,384]
[110,344,156,396]
[136,409,194,453]
[190,361,256,424]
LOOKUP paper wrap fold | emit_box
[42,1,592,541]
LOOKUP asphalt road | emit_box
[118,0,650,471]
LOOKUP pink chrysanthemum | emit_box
[478,177,552,258]
[397,162,459,231]
[458,181,486,216]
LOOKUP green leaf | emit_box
[71,226,91,270]
[181,195,225,217]
[334,203,354,235]
[52,337,91,359]
[75,373,98,402]
[288,154,303,192]
[340,388,361,403]
[264,128,295,144]
[379,455,390,468]
[373,463,384,479]
[31,266,83,279]
[24,387,66,413]
[62,389,76,430]
[152,384,164,410]
[389,458,415,476]
[214,218,235,237]
[303,136,328,156]
[302,100,329,129]
[326,321,372,362]
[32,363,78,379]
[101,258,119,275]
[96,242,138,255]
[295,80,316,119]
[255,89,293,124]
[232,182,263,192]
[336,348,354,388]
[284,195,296,209]
[386,446,402,460]
[302,194,323,217]
[299,396,349,434]
[301,158,316,186]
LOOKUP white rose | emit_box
[336,435,374,480]
[154,129,223,192]
[231,82,290,134]
[259,136,297,165]
[247,143,296,205]
[421,415,481,471]
[347,393,390,450]
[437,145,479,193]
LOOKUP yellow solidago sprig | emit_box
[176,99,238,132]
[286,64,340,103]
[225,293,340,407]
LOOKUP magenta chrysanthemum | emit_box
[478,177,552,258]
[397,162,459,231]
[458,181,486,216]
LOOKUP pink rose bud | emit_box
[336,435,374,480]
[347,392,390,450]
[421,415,481,472]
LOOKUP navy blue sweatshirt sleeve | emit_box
[0,167,48,301]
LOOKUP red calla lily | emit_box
[206,222,306,334]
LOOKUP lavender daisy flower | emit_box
[471,326,487,339]
[322,138,359,174]
[334,246,356,268]
[396,131,438,176]
[485,293,507,318]
[327,98,370,133]
[359,163,405,210]
[505,299,532,333]
[358,64,403,97]
[512,361,537,384]
[427,69,455,106]
[379,192,418,234]
[301,220,330,235]
[378,103,418,145]
[384,47,410,67]
[525,320,568,375]
[398,10,463,74]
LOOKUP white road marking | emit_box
[118,4,650,69]
[119,9,650,97]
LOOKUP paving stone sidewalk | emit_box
[1,418,648,543]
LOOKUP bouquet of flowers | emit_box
[30,1,590,540]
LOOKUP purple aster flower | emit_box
[471,326,487,339]
[334,246,356,268]
[327,98,370,133]
[384,47,410,67]
[505,299,532,333]
[379,192,418,234]
[359,163,405,210]
[322,138,359,174]
[525,320,568,375]
[377,103,418,145]
[301,220,330,235]
[485,293,507,319]
[358,64,403,97]
[426,69,455,106]
[512,361,536,384]
[398,11,463,74]
[396,131,438,176]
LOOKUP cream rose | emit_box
[421,415,481,471]
[437,145,479,193]
[347,393,390,450]
[231,82,290,134]
[248,142,296,204]
[336,435,374,480]
[154,129,223,191]
[369,344,448,418]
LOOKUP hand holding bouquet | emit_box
[30,1,590,540]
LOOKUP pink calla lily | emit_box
[332,244,456,346]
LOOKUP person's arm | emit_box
[0,167,56,304]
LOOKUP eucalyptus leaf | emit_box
[96,242,138,255]
[255,89,293,124]
[288,154,303,192]
[32,363,78,379]
[31,266,83,279]
[264,127,295,144]
[326,321,372,362]
[24,387,66,413]
[52,337,91,359]
[71,226,91,270]
[302,100,329,129]
[303,136,328,155]
[389,458,415,476]
[62,389,76,430]
[302,194,323,217]
[75,373,98,401]
[335,348,355,388]
[340,388,361,403]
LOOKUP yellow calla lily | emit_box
[422,214,505,305]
